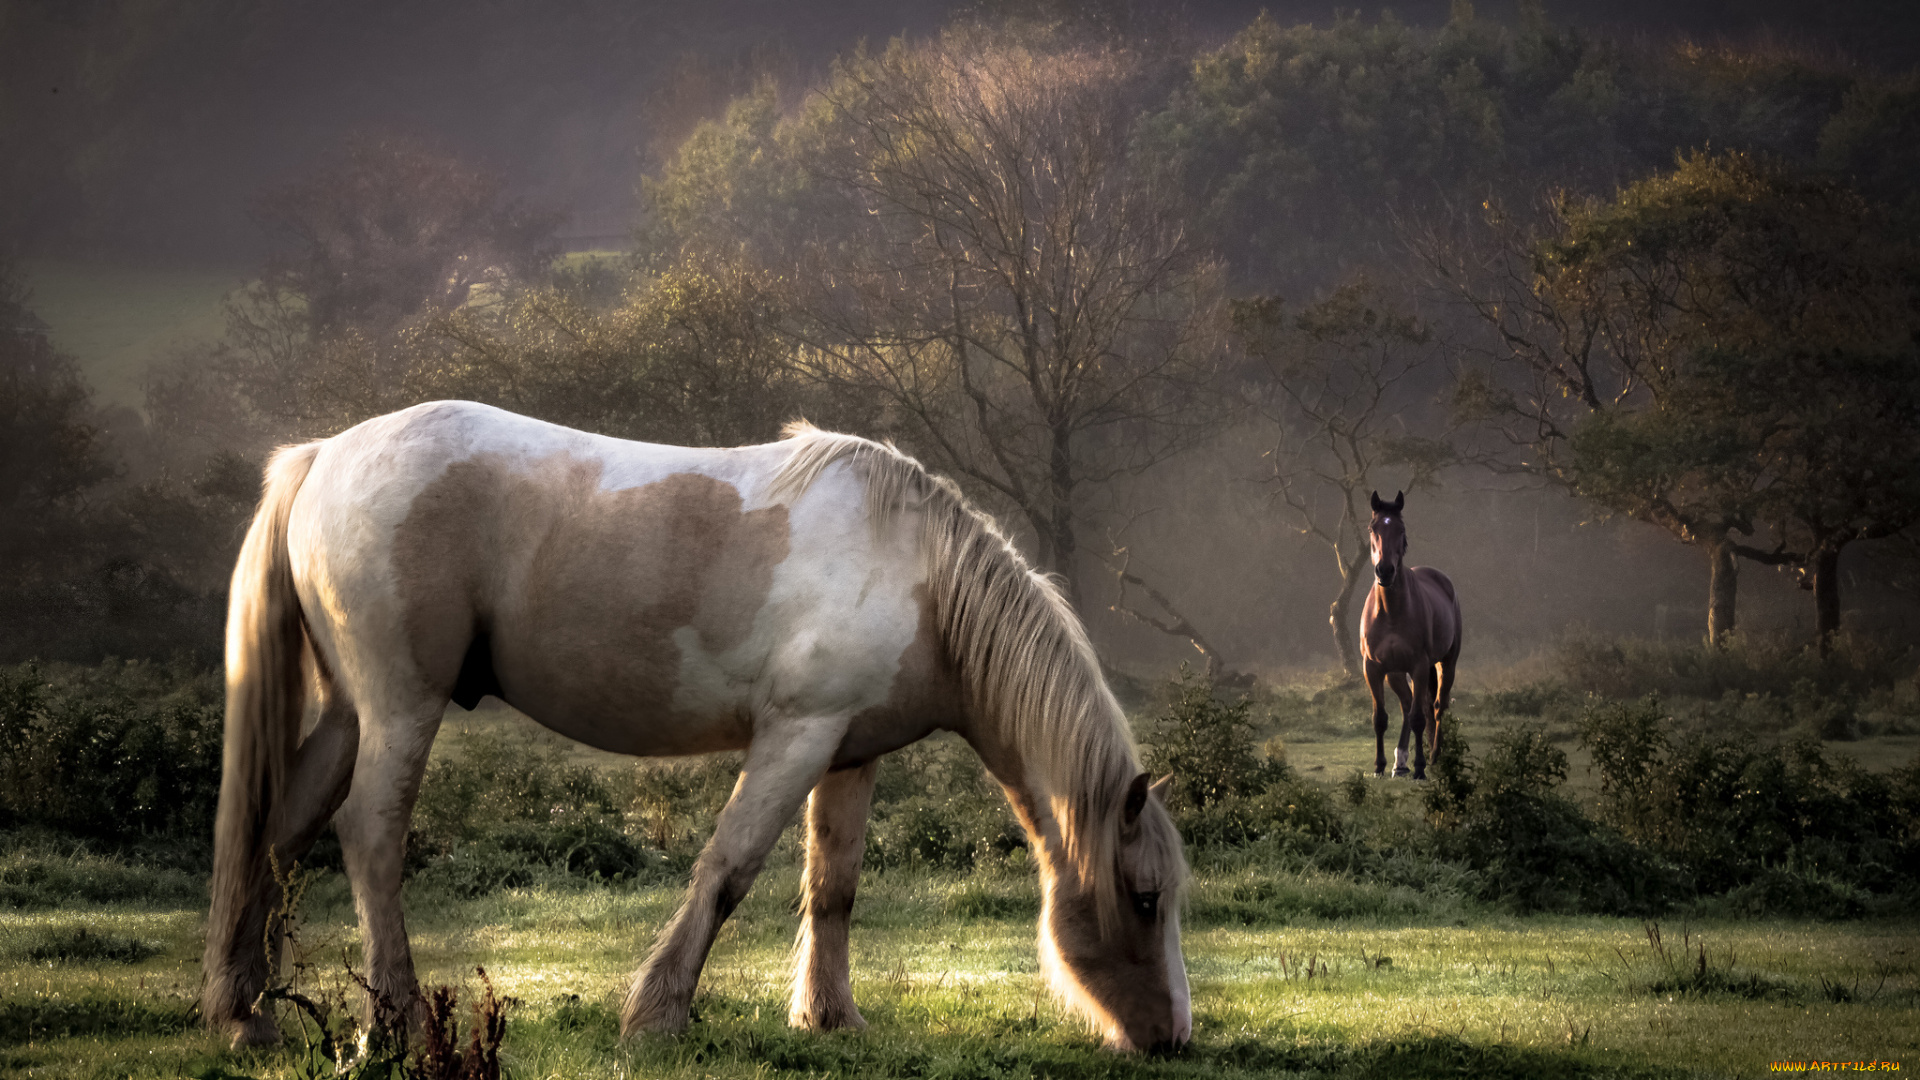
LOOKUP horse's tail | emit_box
[204,441,321,1030]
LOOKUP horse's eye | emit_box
[1132,890,1159,920]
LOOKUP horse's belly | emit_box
[490,633,756,758]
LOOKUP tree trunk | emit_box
[1329,548,1368,681]
[1811,546,1843,657]
[1706,536,1739,646]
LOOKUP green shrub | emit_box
[1135,669,1337,849]
[864,736,1022,871]
[412,813,666,899]
[625,753,743,861]
[1477,681,1576,719]
[1426,727,1682,914]
[409,729,668,894]
[1579,696,1920,912]
[1556,630,1909,704]
[0,661,222,844]
[412,729,624,854]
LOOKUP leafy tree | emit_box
[0,262,240,663]
[1430,150,1919,645]
[254,134,563,335]
[1142,3,1869,295]
[1700,345,1920,652]
[156,137,566,435]
[403,259,854,446]
[1235,281,1455,680]
[639,83,823,269]
[0,264,114,567]
[1142,3,1611,292]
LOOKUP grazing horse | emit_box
[1359,491,1461,780]
[202,401,1189,1052]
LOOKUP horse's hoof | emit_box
[790,1004,868,1032]
[621,999,692,1037]
[1391,767,1410,778]
[227,1011,282,1049]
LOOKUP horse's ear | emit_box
[1149,774,1174,804]
[1390,491,1405,512]
[1369,491,1386,514]
[1123,771,1150,824]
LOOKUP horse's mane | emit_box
[770,422,1178,931]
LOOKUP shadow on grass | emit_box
[527,994,1687,1080]
[10,926,163,964]
[0,993,194,1046]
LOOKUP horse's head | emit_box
[1369,490,1407,587]
[1039,771,1190,1053]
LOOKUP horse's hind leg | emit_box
[790,760,879,1031]
[330,690,443,1023]
[206,684,359,1047]
[625,714,846,1036]
[1387,672,1415,777]
[1408,666,1435,781]
[1432,649,1459,765]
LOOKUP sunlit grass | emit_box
[4,865,1915,1080]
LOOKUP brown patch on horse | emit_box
[390,456,503,706]
[834,585,962,766]
[391,454,789,753]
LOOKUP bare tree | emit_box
[780,28,1229,599]
[1236,281,1453,680]
[1093,513,1238,678]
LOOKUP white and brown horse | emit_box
[1359,491,1461,780]
[202,401,1189,1052]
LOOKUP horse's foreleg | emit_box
[624,715,844,1037]
[790,760,879,1032]
[1387,672,1414,777]
[205,693,358,1048]
[1365,661,1391,776]
[332,702,440,1029]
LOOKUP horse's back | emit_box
[288,402,938,758]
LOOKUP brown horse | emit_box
[1359,491,1461,779]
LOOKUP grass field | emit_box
[3,861,1915,1080]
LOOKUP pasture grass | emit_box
[2,864,1915,1079]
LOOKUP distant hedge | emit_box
[0,661,222,844]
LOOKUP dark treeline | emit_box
[4,0,1919,672]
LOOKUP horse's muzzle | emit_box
[1374,566,1396,586]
